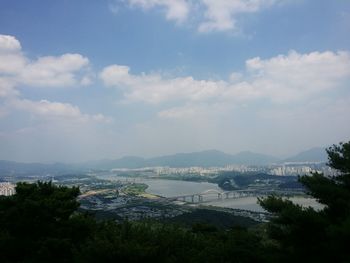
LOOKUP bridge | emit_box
[165,189,293,203]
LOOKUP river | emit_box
[97,174,322,212]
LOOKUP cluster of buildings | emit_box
[268,163,335,176]
[269,165,315,176]
[79,189,186,221]
[0,182,16,196]
[153,165,269,177]
[148,163,333,177]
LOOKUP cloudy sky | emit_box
[0,0,349,162]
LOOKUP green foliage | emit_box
[122,183,148,196]
[167,208,259,229]
[0,181,96,263]
[0,181,274,263]
[76,221,272,263]
[259,141,350,263]
[327,141,350,175]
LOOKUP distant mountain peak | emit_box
[283,147,327,163]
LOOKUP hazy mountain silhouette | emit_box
[146,150,236,167]
[282,147,327,163]
[82,156,146,169]
[0,160,74,176]
[89,150,278,169]
[0,147,329,174]
[232,151,280,165]
[79,150,279,169]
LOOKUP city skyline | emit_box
[0,0,349,162]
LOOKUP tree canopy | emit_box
[0,181,95,262]
[259,141,350,263]
[0,182,271,262]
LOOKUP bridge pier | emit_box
[198,195,203,202]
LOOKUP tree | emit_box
[259,141,350,263]
[0,181,272,263]
[0,181,95,263]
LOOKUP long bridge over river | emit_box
[165,189,299,203]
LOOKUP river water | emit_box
[98,174,322,212]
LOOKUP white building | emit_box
[0,182,16,196]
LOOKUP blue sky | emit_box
[0,0,350,162]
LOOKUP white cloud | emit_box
[0,34,110,124]
[0,34,91,89]
[0,35,26,74]
[100,50,350,114]
[198,0,278,32]
[229,72,243,83]
[0,52,27,75]
[0,34,21,52]
[80,74,94,86]
[100,64,225,104]
[10,98,112,123]
[158,104,203,119]
[126,0,190,23]
[100,65,131,86]
[0,78,19,98]
[0,35,114,162]
[115,0,280,32]
[243,50,350,102]
[19,54,89,87]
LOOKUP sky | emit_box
[0,0,350,163]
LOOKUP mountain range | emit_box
[85,150,280,170]
[0,147,328,175]
[283,147,328,163]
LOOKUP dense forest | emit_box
[0,142,349,263]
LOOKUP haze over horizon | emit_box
[0,0,350,162]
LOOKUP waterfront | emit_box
[97,174,321,212]
[97,174,220,196]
